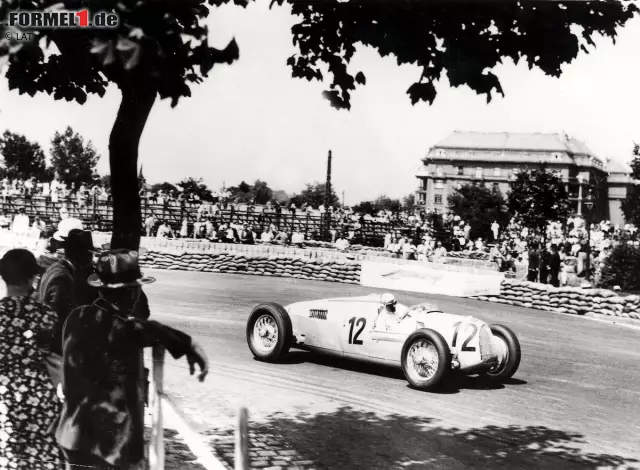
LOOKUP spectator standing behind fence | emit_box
[144,215,155,237]
[548,244,561,287]
[527,243,540,282]
[0,249,62,470]
[38,229,98,356]
[12,208,30,234]
[53,249,209,470]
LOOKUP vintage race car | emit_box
[246,294,521,390]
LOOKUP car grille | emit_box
[479,325,495,361]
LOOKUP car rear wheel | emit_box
[246,302,292,362]
[483,324,521,380]
[401,329,451,391]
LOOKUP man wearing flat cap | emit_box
[54,248,209,470]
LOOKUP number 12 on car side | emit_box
[348,317,366,345]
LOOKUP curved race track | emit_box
[145,269,640,470]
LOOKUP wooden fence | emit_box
[148,345,249,470]
[0,195,447,246]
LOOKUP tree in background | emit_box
[507,167,571,239]
[50,126,100,187]
[177,177,214,201]
[353,195,412,215]
[598,240,640,291]
[252,180,273,205]
[100,174,111,192]
[403,194,416,213]
[150,182,178,194]
[621,143,640,227]
[290,182,340,208]
[448,184,509,240]
[0,130,50,180]
[227,181,252,202]
[1,1,636,248]
[227,180,273,204]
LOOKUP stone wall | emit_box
[139,250,362,284]
[473,279,640,320]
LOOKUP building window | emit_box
[419,193,426,204]
[434,194,442,204]
[436,166,444,177]
[421,179,427,191]
[435,180,444,189]
[492,182,500,192]
[475,167,482,178]
[493,167,501,177]
[457,166,464,175]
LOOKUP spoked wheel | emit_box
[246,302,292,362]
[482,324,521,381]
[401,329,451,391]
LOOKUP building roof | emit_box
[433,131,596,156]
[605,158,632,175]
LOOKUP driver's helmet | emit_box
[380,293,397,308]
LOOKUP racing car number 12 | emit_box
[348,317,366,345]
[451,321,477,352]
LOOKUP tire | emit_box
[401,328,451,391]
[246,302,293,362]
[483,324,521,380]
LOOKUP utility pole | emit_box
[324,150,332,239]
[342,190,345,207]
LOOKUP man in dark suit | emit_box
[548,244,562,287]
[538,245,549,284]
[54,248,208,470]
[38,229,98,354]
[527,242,540,282]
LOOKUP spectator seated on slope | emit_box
[273,229,288,245]
[291,230,305,248]
[335,235,350,251]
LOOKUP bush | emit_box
[597,243,640,291]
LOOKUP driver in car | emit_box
[373,293,405,331]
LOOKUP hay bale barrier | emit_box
[139,250,362,284]
[473,279,640,320]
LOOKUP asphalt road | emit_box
[143,269,640,470]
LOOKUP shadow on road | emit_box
[207,406,638,470]
[279,350,529,394]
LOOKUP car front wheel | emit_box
[401,328,451,391]
[246,302,292,362]
[483,324,521,380]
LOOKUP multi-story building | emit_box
[415,131,632,226]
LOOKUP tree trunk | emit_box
[108,82,157,250]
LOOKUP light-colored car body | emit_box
[285,294,504,373]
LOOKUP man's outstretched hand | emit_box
[186,341,209,382]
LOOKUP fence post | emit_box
[149,345,166,470]
[235,407,250,470]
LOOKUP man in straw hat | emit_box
[54,248,208,470]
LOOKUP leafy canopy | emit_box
[448,183,509,240]
[50,126,100,186]
[620,143,640,227]
[0,1,637,110]
[353,195,414,215]
[227,179,274,204]
[290,181,339,208]
[0,130,50,180]
[276,0,638,109]
[598,240,640,291]
[177,177,214,201]
[507,166,570,236]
